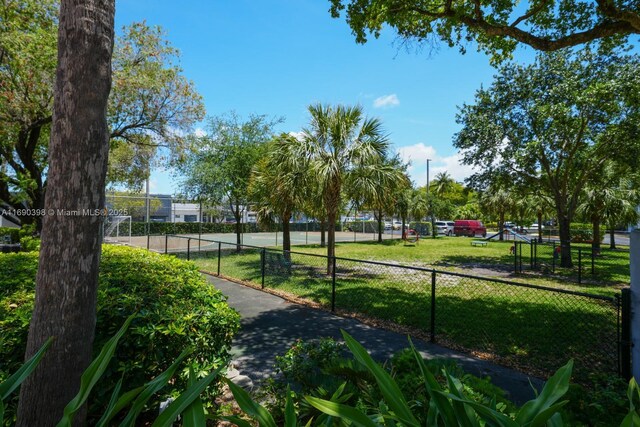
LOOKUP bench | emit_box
[471,240,488,247]
[262,250,292,275]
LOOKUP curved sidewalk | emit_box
[206,274,543,405]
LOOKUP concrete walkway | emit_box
[206,274,544,405]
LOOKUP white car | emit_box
[384,222,392,230]
[435,220,455,236]
[392,221,402,230]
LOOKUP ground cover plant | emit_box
[189,238,621,382]
[0,245,240,424]
[225,331,640,426]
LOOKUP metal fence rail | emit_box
[156,234,627,381]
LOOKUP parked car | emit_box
[526,223,544,232]
[454,220,487,237]
[392,221,402,230]
[384,221,392,230]
[435,220,455,236]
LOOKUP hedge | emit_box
[0,245,240,422]
[0,227,20,243]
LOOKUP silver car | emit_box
[435,220,455,236]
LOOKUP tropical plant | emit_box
[1,316,223,427]
[578,163,640,252]
[355,154,410,242]
[479,187,515,241]
[300,104,390,273]
[250,133,310,255]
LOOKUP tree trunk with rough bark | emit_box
[592,214,601,255]
[320,219,326,247]
[499,211,505,241]
[376,209,383,243]
[233,202,241,251]
[558,215,573,268]
[537,212,543,243]
[17,1,115,425]
[282,211,291,261]
[609,223,617,249]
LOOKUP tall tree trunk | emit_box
[327,208,336,275]
[320,219,326,247]
[609,222,617,249]
[558,214,573,268]
[325,185,339,275]
[592,214,601,255]
[537,211,543,242]
[234,203,241,251]
[17,1,115,425]
[377,209,383,243]
[499,211,504,241]
[282,211,291,261]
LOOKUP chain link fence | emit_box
[514,241,630,285]
[155,235,625,382]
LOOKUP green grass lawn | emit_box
[261,237,629,296]
[188,237,623,381]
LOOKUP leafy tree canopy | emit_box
[454,48,640,264]
[329,0,639,63]
[0,0,204,226]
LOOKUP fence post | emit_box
[430,271,436,343]
[187,238,191,261]
[164,234,168,254]
[621,289,632,379]
[146,233,150,250]
[261,248,266,289]
[591,250,595,276]
[578,248,582,284]
[331,257,337,312]
[217,242,221,276]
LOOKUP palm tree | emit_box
[250,134,309,256]
[300,104,389,273]
[354,154,410,242]
[578,165,640,253]
[519,192,554,242]
[432,171,456,196]
[479,187,515,241]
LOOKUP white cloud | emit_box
[395,143,477,187]
[288,131,305,141]
[194,127,206,137]
[373,94,400,109]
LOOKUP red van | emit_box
[454,220,487,237]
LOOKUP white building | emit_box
[171,203,201,223]
[0,215,19,228]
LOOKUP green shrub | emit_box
[0,227,20,243]
[18,236,40,252]
[343,220,380,233]
[0,245,240,422]
[563,374,628,426]
[409,221,433,236]
[129,221,264,236]
[260,337,516,426]
[570,222,605,243]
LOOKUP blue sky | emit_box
[115,0,536,194]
